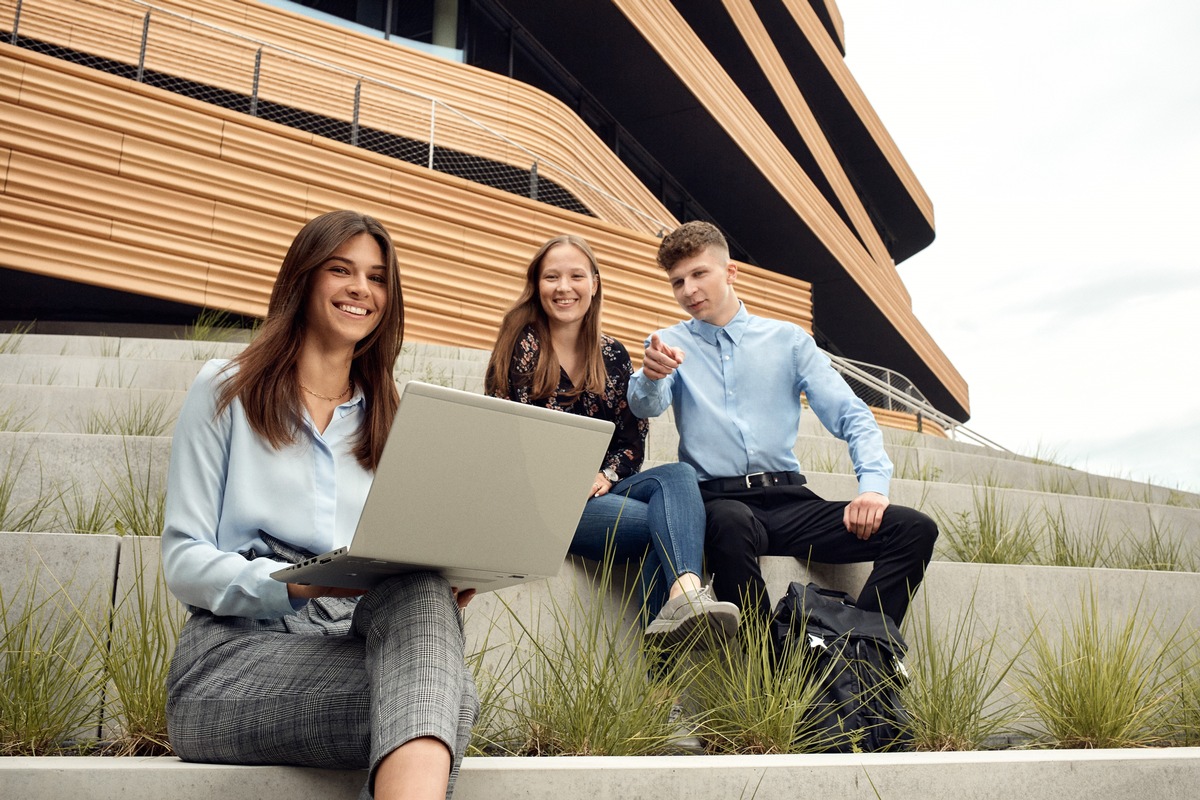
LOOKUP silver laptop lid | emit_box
[346,381,613,579]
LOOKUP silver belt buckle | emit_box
[744,471,767,489]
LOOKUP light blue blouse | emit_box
[160,360,372,619]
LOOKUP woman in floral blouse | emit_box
[485,234,739,644]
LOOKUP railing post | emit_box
[11,0,22,45]
[530,160,539,201]
[250,47,262,117]
[427,100,437,170]
[136,12,151,83]
[351,80,361,147]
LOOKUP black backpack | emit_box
[770,581,912,753]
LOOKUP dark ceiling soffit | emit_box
[492,0,952,413]
[807,0,845,55]
[750,0,934,263]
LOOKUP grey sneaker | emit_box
[645,585,740,647]
[665,703,705,754]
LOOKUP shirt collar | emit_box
[337,385,366,415]
[687,302,748,346]
[300,385,367,433]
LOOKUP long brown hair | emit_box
[485,235,606,400]
[217,210,404,470]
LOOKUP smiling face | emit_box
[537,242,598,332]
[666,245,740,327]
[303,231,388,352]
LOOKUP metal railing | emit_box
[4,0,673,236]
[827,353,1008,451]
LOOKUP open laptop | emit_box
[271,381,614,592]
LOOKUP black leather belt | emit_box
[699,471,806,493]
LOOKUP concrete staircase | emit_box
[2,330,1199,799]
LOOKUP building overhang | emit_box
[495,0,965,419]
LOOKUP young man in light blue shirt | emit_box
[627,221,937,625]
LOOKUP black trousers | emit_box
[700,484,937,625]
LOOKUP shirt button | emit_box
[724,356,730,361]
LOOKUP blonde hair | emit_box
[485,235,606,400]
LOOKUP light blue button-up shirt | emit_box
[627,304,892,495]
[161,360,372,619]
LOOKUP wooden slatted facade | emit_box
[1,0,965,423]
[0,42,811,356]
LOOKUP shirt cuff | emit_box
[628,370,667,415]
[857,474,890,497]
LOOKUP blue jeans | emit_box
[569,462,705,618]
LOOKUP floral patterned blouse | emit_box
[496,326,647,481]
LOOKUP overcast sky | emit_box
[838,1,1200,493]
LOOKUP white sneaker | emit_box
[645,585,740,647]
[665,703,705,754]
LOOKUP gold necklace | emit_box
[300,381,352,402]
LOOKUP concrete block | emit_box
[0,385,185,435]
[793,436,856,476]
[4,335,245,362]
[3,333,115,357]
[393,354,488,384]
[907,561,1200,724]
[886,480,1198,568]
[0,432,171,535]
[401,341,493,364]
[644,408,680,463]
[760,556,872,604]
[456,749,1200,800]
[914,561,1200,646]
[0,757,364,800]
[881,426,1017,458]
[801,472,859,499]
[0,530,120,629]
[1150,503,1200,539]
[393,370,485,395]
[911,449,1050,489]
[5,749,1200,800]
[0,354,206,391]
[463,556,645,695]
[0,531,122,740]
[103,536,188,741]
[116,338,248,361]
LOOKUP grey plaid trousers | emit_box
[166,572,478,799]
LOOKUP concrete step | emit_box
[648,425,1198,508]
[0,432,170,534]
[5,748,1200,800]
[9,386,1188,516]
[0,379,485,436]
[5,333,493,366]
[8,334,1193,508]
[804,472,1200,569]
[7,534,1200,796]
[0,385,186,435]
[5,426,1197,563]
[7,530,1200,756]
[0,354,208,392]
[0,353,487,398]
[1,333,247,361]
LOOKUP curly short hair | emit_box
[657,221,729,271]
